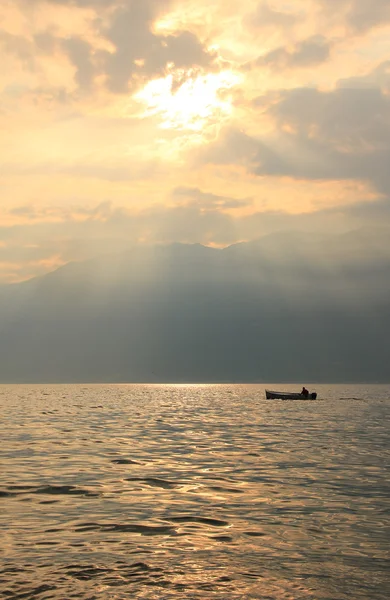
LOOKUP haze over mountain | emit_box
[0,229,389,384]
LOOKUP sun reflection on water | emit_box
[1,383,389,599]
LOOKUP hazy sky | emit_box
[1,0,390,283]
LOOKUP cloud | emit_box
[17,0,120,7]
[1,190,390,283]
[62,37,96,89]
[198,62,390,196]
[0,200,236,282]
[8,0,217,97]
[337,60,390,90]
[7,201,113,222]
[0,30,35,67]
[60,160,163,182]
[196,128,288,175]
[172,187,252,210]
[9,205,42,218]
[266,86,390,192]
[102,3,216,93]
[0,154,164,182]
[1,0,389,287]
[348,0,390,31]
[268,87,389,147]
[317,0,390,33]
[244,36,332,71]
[243,1,299,31]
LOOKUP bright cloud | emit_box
[135,69,240,132]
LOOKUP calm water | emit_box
[1,383,389,599]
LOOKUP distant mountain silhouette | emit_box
[0,230,389,383]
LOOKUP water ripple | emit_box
[1,383,389,599]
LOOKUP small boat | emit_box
[265,389,317,400]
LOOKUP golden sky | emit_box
[1,0,390,282]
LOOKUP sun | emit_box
[134,69,240,131]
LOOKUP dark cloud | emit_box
[269,87,389,148]
[0,30,35,68]
[103,3,215,93]
[199,65,390,196]
[348,0,390,31]
[2,28,95,91]
[317,0,390,33]
[18,0,119,6]
[335,196,390,222]
[244,36,332,71]
[34,32,58,54]
[9,206,40,217]
[243,0,390,42]
[337,60,390,90]
[197,128,288,175]
[62,37,96,88]
[0,29,96,94]
[266,86,390,192]
[31,1,215,94]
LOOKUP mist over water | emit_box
[1,384,389,599]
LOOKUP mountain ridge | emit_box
[0,231,389,383]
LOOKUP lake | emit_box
[1,383,389,599]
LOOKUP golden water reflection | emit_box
[1,383,389,599]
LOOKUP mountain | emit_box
[0,232,389,383]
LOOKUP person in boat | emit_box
[301,386,309,398]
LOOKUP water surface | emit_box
[1,383,389,599]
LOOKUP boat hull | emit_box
[265,390,317,400]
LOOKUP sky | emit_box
[1,0,390,284]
